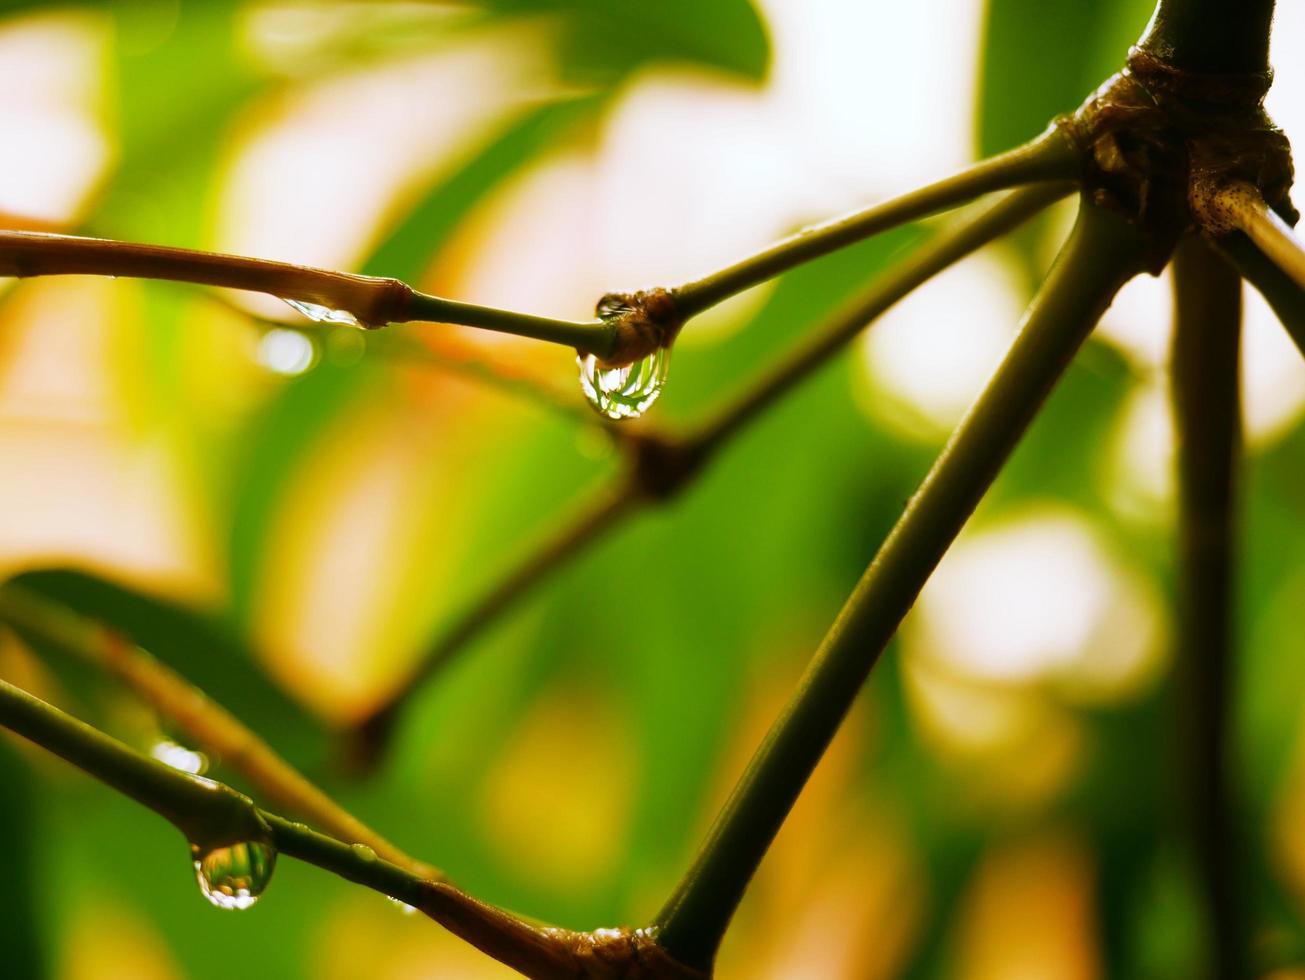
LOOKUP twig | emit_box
[671,127,1078,316]
[0,676,702,979]
[354,183,1071,745]
[653,198,1150,972]
[1170,234,1244,976]
[0,230,618,357]
[1193,180,1305,292]
[0,585,435,879]
[1215,232,1305,357]
[211,293,600,428]
[355,483,640,760]
[0,130,1079,367]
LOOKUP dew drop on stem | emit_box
[281,297,361,327]
[577,346,670,420]
[192,840,277,910]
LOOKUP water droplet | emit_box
[193,840,276,910]
[281,297,361,327]
[350,842,376,862]
[388,897,418,915]
[150,739,208,775]
[257,328,317,376]
[577,347,669,420]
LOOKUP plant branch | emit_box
[0,230,619,357]
[1193,181,1305,292]
[0,676,702,979]
[1137,0,1275,75]
[653,198,1150,972]
[671,127,1079,316]
[1215,232,1305,354]
[353,185,1069,750]
[688,182,1073,453]
[1170,234,1244,976]
[0,585,435,878]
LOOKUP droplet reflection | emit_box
[193,840,277,910]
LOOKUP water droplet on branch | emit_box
[192,840,277,910]
[281,298,361,327]
[577,347,669,420]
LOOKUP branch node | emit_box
[621,431,707,503]
[594,288,683,367]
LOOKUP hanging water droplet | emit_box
[388,896,418,915]
[281,297,361,327]
[577,346,669,421]
[192,840,277,910]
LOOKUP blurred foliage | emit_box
[2,1,1305,979]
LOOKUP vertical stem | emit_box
[1137,0,1275,74]
[653,200,1149,972]
[1170,234,1244,977]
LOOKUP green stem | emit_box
[653,199,1149,971]
[0,676,638,980]
[353,483,639,761]
[0,583,435,877]
[691,182,1073,454]
[1137,0,1275,74]
[0,676,264,849]
[1216,232,1305,356]
[1170,234,1244,977]
[672,127,1079,316]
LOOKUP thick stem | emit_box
[653,199,1149,971]
[1137,0,1275,75]
[672,127,1079,316]
[1170,234,1244,977]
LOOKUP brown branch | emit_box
[0,230,617,356]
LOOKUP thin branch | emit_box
[653,198,1151,972]
[0,676,702,979]
[671,127,1079,316]
[354,483,640,761]
[0,230,618,357]
[1215,231,1305,356]
[688,182,1073,453]
[213,294,600,428]
[353,185,1070,747]
[0,584,436,878]
[1170,234,1244,976]
[1193,180,1305,292]
[0,130,1079,370]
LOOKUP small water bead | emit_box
[192,840,277,910]
[387,897,418,915]
[577,346,669,420]
[281,297,361,327]
[350,842,377,862]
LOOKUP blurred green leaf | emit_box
[8,568,330,771]
[977,0,1155,157]
[484,0,770,82]
[0,743,46,979]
